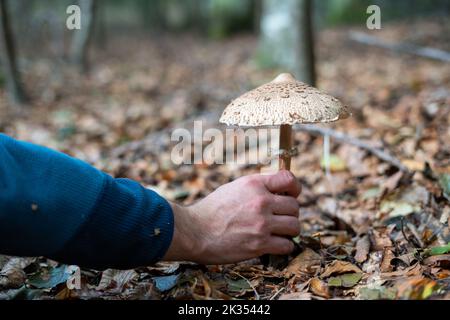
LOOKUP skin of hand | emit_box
[163,170,301,264]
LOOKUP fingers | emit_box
[262,170,301,197]
[265,237,295,255]
[270,195,300,217]
[270,215,300,237]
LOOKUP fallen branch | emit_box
[349,31,450,63]
[295,124,409,172]
[110,110,222,159]
[110,110,409,172]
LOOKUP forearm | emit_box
[0,134,174,270]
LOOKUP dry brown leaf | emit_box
[381,263,423,280]
[285,248,322,277]
[96,269,139,291]
[381,171,404,195]
[393,252,417,267]
[338,145,371,177]
[320,260,362,278]
[309,278,330,298]
[370,228,393,251]
[423,254,450,269]
[380,248,395,272]
[395,276,438,299]
[278,292,313,300]
[355,235,371,263]
[0,257,35,289]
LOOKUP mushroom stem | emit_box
[279,124,293,171]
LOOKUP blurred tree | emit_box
[94,0,108,50]
[259,0,316,85]
[162,0,208,33]
[252,0,263,35]
[0,0,28,105]
[208,0,254,39]
[295,0,315,85]
[137,0,167,31]
[70,0,96,73]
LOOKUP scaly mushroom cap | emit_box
[220,73,350,127]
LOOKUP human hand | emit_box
[163,170,301,264]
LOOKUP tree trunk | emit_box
[70,0,96,73]
[0,0,28,105]
[259,0,316,85]
[252,0,263,35]
[294,0,315,85]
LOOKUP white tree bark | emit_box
[260,0,316,85]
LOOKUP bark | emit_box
[0,0,28,105]
[260,0,316,85]
[294,0,316,85]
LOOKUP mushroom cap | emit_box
[220,73,350,127]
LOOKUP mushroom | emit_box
[220,73,350,267]
[220,73,350,172]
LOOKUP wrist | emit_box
[163,202,204,262]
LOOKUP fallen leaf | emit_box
[328,273,363,288]
[27,265,71,289]
[355,235,371,263]
[337,145,370,177]
[320,260,362,278]
[392,252,417,267]
[380,248,395,273]
[380,201,417,218]
[226,278,252,294]
[358,286,396,300]
[424,243,450,256]
[96,269,139,291]
[0,258,35,289]
[401,159,425,172]
[285,248,321,277]
[278,292,312,300]
[370,228,393,251]
[395,277,439,300]
[381,263,423,280]
[380,184,429,218]
[423,254,450,269]
[362,187,382,200]
[309,278,330,298]
[381,171,403,195]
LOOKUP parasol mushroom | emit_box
[219,73,350,265]
[220,73,350,171]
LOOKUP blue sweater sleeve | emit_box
[0,134,174,270]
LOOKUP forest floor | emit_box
[1,17,450,300]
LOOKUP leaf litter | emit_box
[1,18,450,300]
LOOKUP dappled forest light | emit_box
[0,0,450,304]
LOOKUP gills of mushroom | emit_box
[220,73,351,267]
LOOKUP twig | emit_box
[349,31,450,63]
[230,271,260,300]
[269,286,285,300]
[295,124,409,172]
